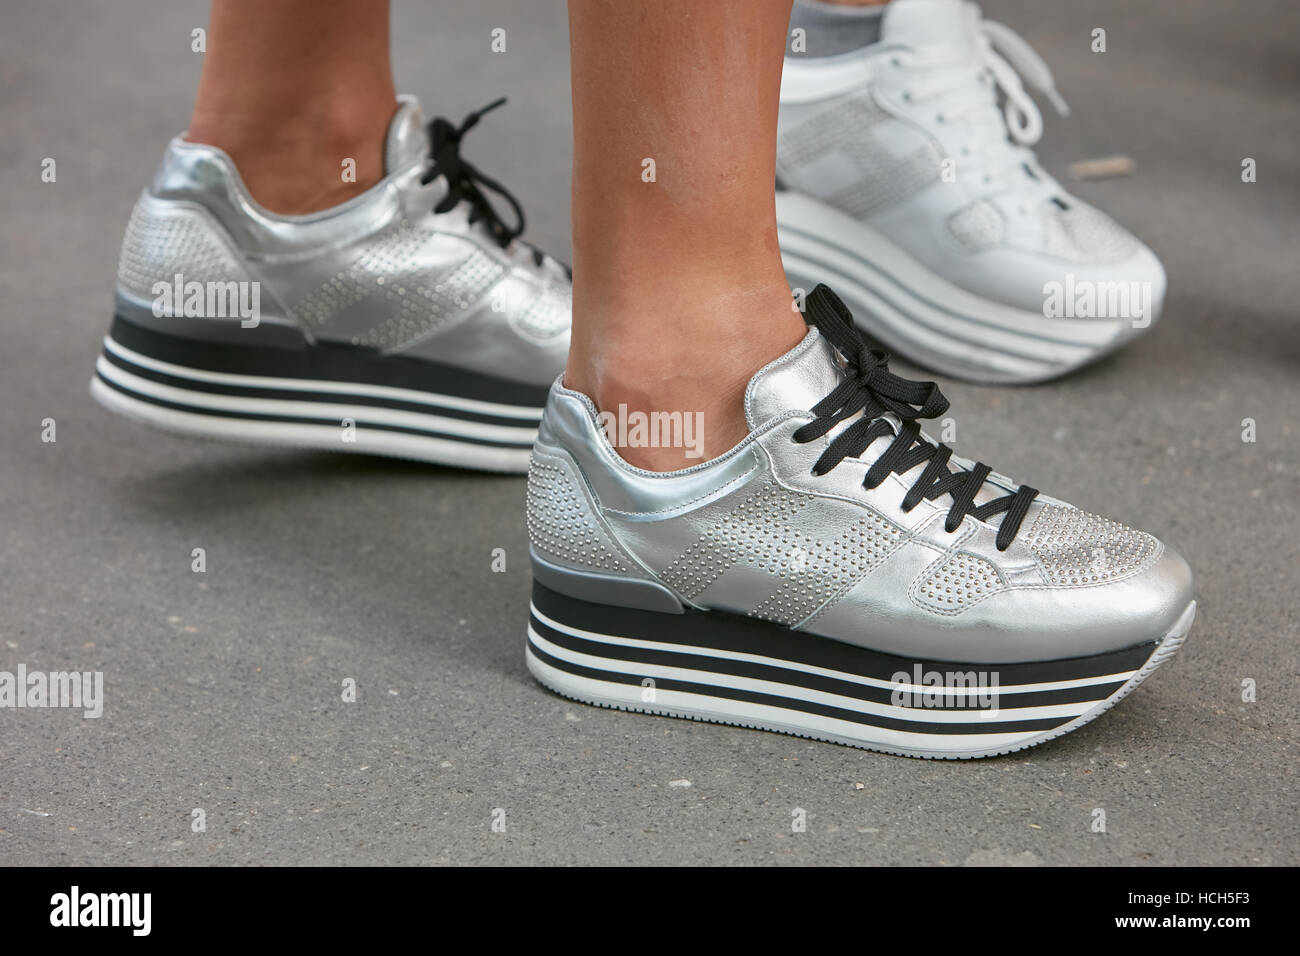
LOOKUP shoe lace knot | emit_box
[892,17,1069,190]
[793,286,1038,551]
[423,97,545,265]
[978,19,1070,147]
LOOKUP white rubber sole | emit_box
[526,584,1196,760]
[91,332,538,473]
[776,191,1140,385]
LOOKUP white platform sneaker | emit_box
[777,0,1166,383]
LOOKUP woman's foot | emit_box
[525,286,1194,757]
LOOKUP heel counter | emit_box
[527,428,685,614]
[116,192,254,309]
[526,447,628,575]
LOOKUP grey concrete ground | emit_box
[1,0,1297,866]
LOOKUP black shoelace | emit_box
[422,98,548,268]
[793,286,1038,551]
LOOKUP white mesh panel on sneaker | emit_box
[1027,505,1157,586]
[913,552,1006,614]
[947,199,1007,252]
[118,201,249,301]
[777,94,943,219]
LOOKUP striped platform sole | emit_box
[526,582,1195,759]
[90,316,544,472]
[775,190,1155,385]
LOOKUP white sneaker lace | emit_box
[893,18,1070,188]
[979,19,1069,146]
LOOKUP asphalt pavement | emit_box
[1,0,1296,865]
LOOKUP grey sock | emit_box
[787,0,885,58]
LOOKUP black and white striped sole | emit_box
[526,582,1196,759]
[90,317,543,473]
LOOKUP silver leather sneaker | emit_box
[525,286,1194,758]
[91,95,570,473]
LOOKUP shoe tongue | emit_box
[743,329,845,430]
[384,95,429,174]
[881,0,978,52]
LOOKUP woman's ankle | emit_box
[185,96,395,215]
[565,280,807,471]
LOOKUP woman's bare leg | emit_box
[186,0,397,214]
[564,0,807,471]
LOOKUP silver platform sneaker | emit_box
[90,96,570,473]
[525,286,1194,758]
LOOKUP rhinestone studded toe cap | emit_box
[1027,505,1158,586]
[526,456,626,573]
[914,552,1006,613]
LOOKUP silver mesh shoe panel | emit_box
[1027,505,1158,586]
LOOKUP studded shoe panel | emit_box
[658,479,810,601]
[511,285,572,343]
[117,200,249,301]
[751,512,906,626]
[658,478,906,624]
[527,454,627,574]
[1027,505,1158,586]
[913,551,1006,614]
[292,223,505,350]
